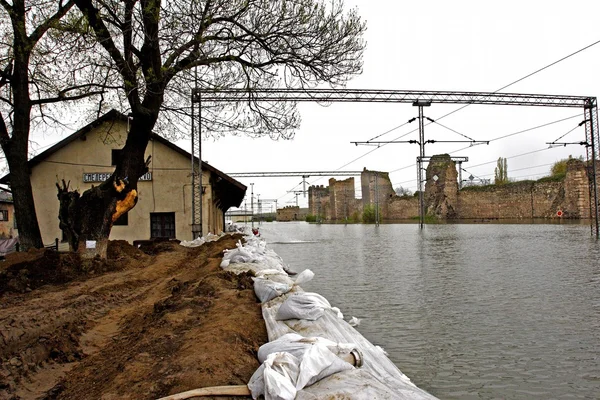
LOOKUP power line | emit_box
[332,39,600,173]
[388,113,582,174]
[274,39,600,203]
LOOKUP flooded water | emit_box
[256,221,600,399]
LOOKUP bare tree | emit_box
[58,0,366,257]
[0,0,106,250]
[395,186,412,197]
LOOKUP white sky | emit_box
[29,0,600,211]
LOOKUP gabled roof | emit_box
[0,110,246,209]
[0,189,12,203]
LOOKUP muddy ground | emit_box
[0,235,268,400]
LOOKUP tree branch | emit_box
[74,0,140,108]
[0,111,10,145]
[29,1,76,43]
[32,90,104,105]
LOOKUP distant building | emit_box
[0,190,16,238]
[0,110,246,246]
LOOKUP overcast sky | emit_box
[28,0,600,211]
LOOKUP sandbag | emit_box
[276,292,341,321]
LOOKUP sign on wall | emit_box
[83,172,152,183]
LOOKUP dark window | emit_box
[111,149,123,166]
[114,212,128,226]
[150,212,175,239]
[0,210,8,221]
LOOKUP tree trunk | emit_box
[57,113,154,258]
[0,8,45,251]
[5,148,44,250]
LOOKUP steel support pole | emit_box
[375,172,379,226]
[584,100,599,236]
[191,91,203,239]
[198,96,203,238]
[191,90,196,239]
[250,183,254,229]
[417,105,426,229]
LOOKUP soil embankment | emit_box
[0,235,267,399]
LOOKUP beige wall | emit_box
[0,202,16,238]
[31,120,222,245]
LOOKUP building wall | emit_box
[424,155,459,219]
[308,185,329,217]
[387,196,420,219]
[448,159,594,220]
[31,120,222,244]
[328,177,356,221]
[0,202,16,238]
[299,158,597,223]
[277,206,301,222]
[361,169,394,217]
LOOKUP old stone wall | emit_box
[454,159,593,220]
[424,155,459,219]
[308,185,329,217]
[328,177,356,221]
[307,158,598,222]
[277,206,301,222]
[361,169,395,217]
[388,196,420,219]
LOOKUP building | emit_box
[0,110,246,246]
[0,190,16,239]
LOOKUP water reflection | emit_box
[260,222,600,399]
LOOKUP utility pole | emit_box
[375,171,379,226]
[250,183,254,229]
[414,101,430,229]
[257,194,261,225]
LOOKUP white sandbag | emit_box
[275,292,332,321]
[294,269,314,285]
[295,342,354,390]
[258,334,356,365]
[179,236,206,247]
[253,278,293,303]
[248,352,300,400]
[254,333,355,395]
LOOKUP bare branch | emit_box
[32,90,104,105]
[29,1,76,44]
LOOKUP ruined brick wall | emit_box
[329,177,355,221]
[277,206,301,222]
[562,159,591,218]
[307,158,596,222]
[456,159,591,220]
[361,169,395,217]
[308,185,329,217]
[387,196,420,219]
[458,182,535,220]
[424,155,459,219]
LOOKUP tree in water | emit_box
[58,0,366,257]
[0,0,104,250]
[494,157,508,185]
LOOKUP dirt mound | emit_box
[0,234,266,400]
[0,241,150,296]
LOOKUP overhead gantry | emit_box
[191,88,599,236]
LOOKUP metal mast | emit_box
[584,98,599,236]
[191,91,203,239]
